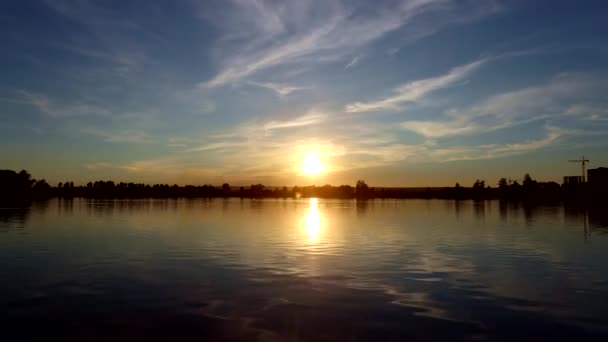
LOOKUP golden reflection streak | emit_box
[305,198,321,242]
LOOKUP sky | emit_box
[1,0,608,187]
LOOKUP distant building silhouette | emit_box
[587,167,608,187]
[563,176,583,186]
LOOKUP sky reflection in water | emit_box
[1,198,608,340]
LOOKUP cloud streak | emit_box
[187,141,248,152]
[83,162,135,171]
[263,112,326,130]
[202,0,492,87]
[429,126,569,161]
[20,91,111,118]
[43,0,148,76]
[248,81,308,96]
[345,58,486,113]
[400,72,606,138]
[81,128,156,144]
[185,111,327,153]
[344,55,361,69]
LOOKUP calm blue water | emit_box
[1,198,608,340]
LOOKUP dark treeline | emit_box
[1,170,606,205]
[0,170,53,204]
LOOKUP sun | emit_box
[301,152,325,175]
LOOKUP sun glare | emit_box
[305,198,321,242]
[301,152,325,175]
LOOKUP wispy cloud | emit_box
[203,17,343,87]
[185,110,327,153]
[81,128,156,144]
[446,73,586,121]
[344,55,361,69]
[429,126,570,161]
[346,143,425,168]
[43,0,137,29]
[400,72,607,138]
[263,112,326,130]
[20,90,111,118]
[51,41,145,76]
[202,0,495,87]
[83,162,135,171]
[400,120,482,138]
[345,58,486,113]
[83,158,224,185]
[43,0,148,71]
[338,126,570,168]
[247,81,308,96]
[344,47,549,114]
[186,141,248,152]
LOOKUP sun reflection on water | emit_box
[305,198,321,242]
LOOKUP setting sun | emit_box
[301,152,326,175]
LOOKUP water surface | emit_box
[1,198,608,340]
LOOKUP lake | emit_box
[1,198,608,340]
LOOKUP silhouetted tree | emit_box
[221,183,231,197]
[472,180,486,198]
[250,184,265,198]
[356,180,370,199]
[0,170,35,204]
[453,182,463,199]
[473,180,485,188]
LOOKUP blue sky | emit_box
[1,0,607,186]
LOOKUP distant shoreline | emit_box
[2,169,607,205]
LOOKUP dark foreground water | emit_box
[1,198,608,341]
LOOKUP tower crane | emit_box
[568,156,590,182]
